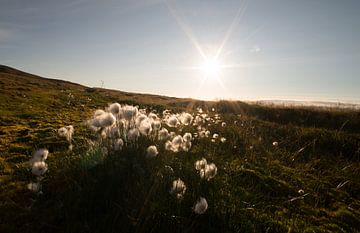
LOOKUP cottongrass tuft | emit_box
[194,197,208,214]
[122,105,138,121]
[220,137,226,143]
[138,118,153,136]
[90,112,116,128]
[114,138,124,151]
[195,158,207,171]
[196,161,217,181]
[31,161,48,176]
[58,125,74,142]
[127,128,140,141]
[179,112,193,125]
[158,128,170,141]
[183,132,192,142]
[27,182,41,192]
[32,149,49,162]
[146,145,159,158]
[108,103,122,115]
[166,115,180,128]
[272,141,279,147]
[170,178,186,200]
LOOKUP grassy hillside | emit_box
[0,65,359,233]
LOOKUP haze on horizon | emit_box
[0,0,359,103]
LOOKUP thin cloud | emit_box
[250,45,261,53]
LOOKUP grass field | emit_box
[0,65,359,233]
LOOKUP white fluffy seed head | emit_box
[152,120,161,130]
[195,158,207,171]
[122,105,138,121]
[179,112,193,125]
[194,197,208,214]
[165,140,173,151]
[148,112,159,121]
[108,103,122,115]
[29,149,49,166]
[183,132,192,142]
[212,133,219,139]
[170,178,186,200]
[27,182,41,192]
[221,122,226,127]
[139,118,152,136]
[135,114,147,127]
[158,128,170,141]
[58,125,74,142]
[166,115,180,128]
[127,128,140,141]
[114,138,124,151]
[146,145,158,158]
[31,161,48,176]
[273,141,279,147]
[220,137,226,143]
[203,163,218,181]
[91,112,116,128]
[94,109,105,117]
[205,130,211,138]
[182,140,192,152]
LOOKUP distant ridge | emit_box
[0,64,85,88]
[1,64,359,110]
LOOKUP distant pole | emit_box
[101,80,104,88]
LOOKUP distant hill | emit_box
[1,64,359,133]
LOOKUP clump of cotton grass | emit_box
[158,128,170,141]
[170,178,186,200]
[31,161,48,176]
[27,182,41,193]
[212,133,219,139]
[165,134,192,153]
[122,105,138,122]
[108,102,122,116]
[89,111,116,129]
[183,132,192,142]
[272,141,279,147]
[195,158,217,181]
[220,137,226,143]
[146,145,159,158]
[201,163,217,181]
[152,119,161,131]
[179,112,193,125]
[221,122,226,127]
[29,149,49,166]
[194,197,208,214]
[168,135,182,152]
[138,118,153,136]
[114,138,124,151]
[194,158,206,170]
[127,128,140,141]
[182,140,192,152]
[166,115,180,128]
[58,125,74,150]
[28,149,49,193]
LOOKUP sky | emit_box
[1,0,360,102]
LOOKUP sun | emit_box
[200,57,221,77]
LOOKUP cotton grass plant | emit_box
[26,102,226,231]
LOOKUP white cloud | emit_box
[250,45,261,53]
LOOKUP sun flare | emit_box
[200,57,221,77]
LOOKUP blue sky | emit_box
[1,0,359,102]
